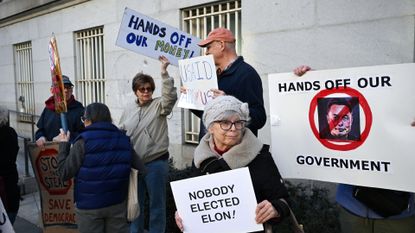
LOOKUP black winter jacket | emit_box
[35,96,84,142]
[193,56,266,139]
[0,125,20,212]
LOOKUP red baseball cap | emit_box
[198,28,236,47]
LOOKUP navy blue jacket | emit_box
[35,96,84,142]
[194,56,266,138]
[74,122,131,209]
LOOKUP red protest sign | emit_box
[29,143,76,228]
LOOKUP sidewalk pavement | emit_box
[14,191,42,233]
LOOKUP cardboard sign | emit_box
[178,55,218,110]
[48,35,67,114]
[268,63,415,192]
[0,199,15,233]
[28,143,78,232]
[116,7,201,66]
[170,168,263,233]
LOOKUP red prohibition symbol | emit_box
[308,87,373,151]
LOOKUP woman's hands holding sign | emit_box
[175,211,184,232]
[180,87,225,97]
[255,200,280,224]
[174,199,280,232]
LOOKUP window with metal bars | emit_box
[14,41,35,122]
[181,0,241,144]
[74,26,105,106]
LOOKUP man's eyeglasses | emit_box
[64,85,73,90]
[215,120,246,131]
[138,87,153,93]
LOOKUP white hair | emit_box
[0,106,9,126]
[202,95,250,129]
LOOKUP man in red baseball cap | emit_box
[186,27,310,140]
[188,27,266,139]
[197,27,236,47]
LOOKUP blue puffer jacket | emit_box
[74,122,131,209]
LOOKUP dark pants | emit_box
[76,200,129,233]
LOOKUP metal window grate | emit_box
[74,26,105,106]
[181,0,241,144]
[182,0,242,53]
[14,41,35,122]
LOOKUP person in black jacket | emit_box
[175,96,290,233]
[0,106,20,224]
[184,28,311,140]
[35,75,84,147]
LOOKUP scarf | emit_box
[194,129,263,169]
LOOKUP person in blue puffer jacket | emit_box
[57,102,144,233]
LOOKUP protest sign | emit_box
[0,199,15,233]
[177,55,218,110]
[268,63,415,192]
[48,35,69,132]
[116,7,201,66]
[28,143,78,232]
[170,167,262,233]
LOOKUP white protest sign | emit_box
[0,199,15,233]
[116,7,201,66]
[170,167,263,233]
[268,63,415,192]
[177,55,218,110]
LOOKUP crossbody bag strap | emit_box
[279,198,305,233]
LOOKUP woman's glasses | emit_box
[138,87,153,93]
[215,120,246,131]
[80,116,86,124]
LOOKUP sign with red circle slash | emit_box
[308,87,373,151]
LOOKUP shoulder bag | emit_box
[279,199,305,233]
[127,168,140,221]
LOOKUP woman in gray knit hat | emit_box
[175,95,290,233]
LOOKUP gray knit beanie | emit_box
[202,95,250,128]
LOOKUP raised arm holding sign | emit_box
[118,56,178,233]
